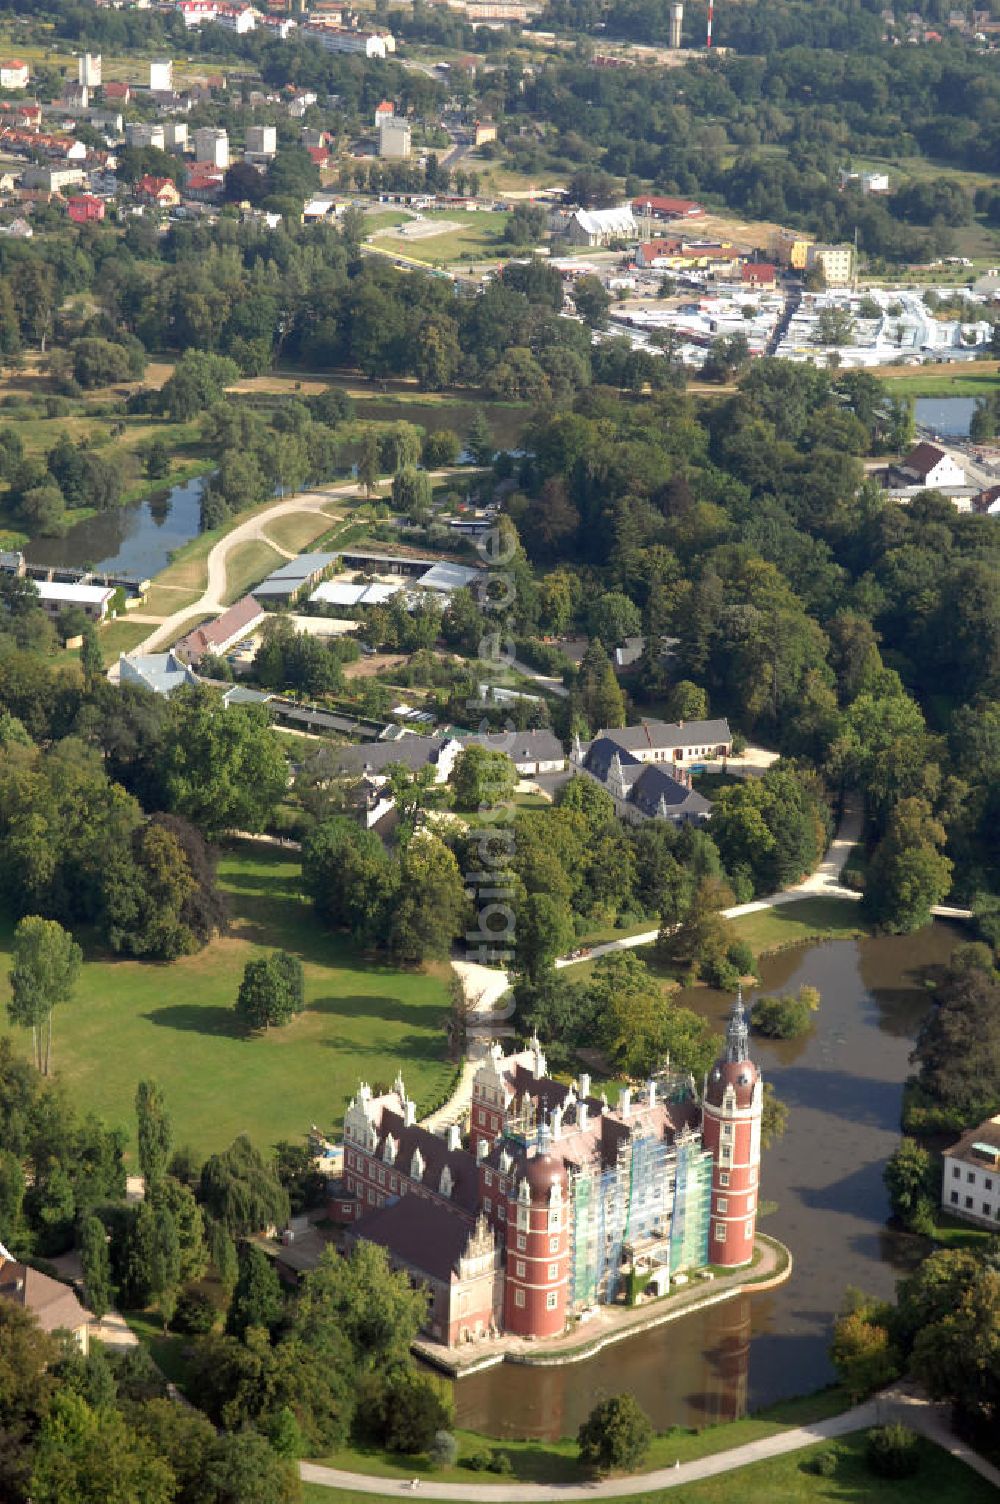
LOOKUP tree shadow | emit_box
[143,1004,245,1037]
[309,992,443,1028]
[318,1030,444,1064]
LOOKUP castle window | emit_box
[968,1171,975,1182]
[549,1236,559,1253]
[952,1165,960,1179]
[987,1178,994,1191]
[984,1205,992,1218]
[517,1234,526,1251]
[744,1219,753,1238]
[516,1260,525,1278]
[718,1172,729,1187]
[485,1171,493,1187]
[722,1124,732,1138]
[498,1205,506,1221]
[950,1191,958,1204]
[484,1197,492,1214]
[514,1289,526,1309]
[714,1223,725,1242]
[746,1195,754,1212]
[966,1196,974,1208]
[546,1292,558,1310]
[548,1263,559,1280]
[716,1198,728,1214]
[548,1210,560,1232]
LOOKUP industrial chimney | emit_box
[669,1,683,48]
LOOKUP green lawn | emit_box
[0,845,455,1160]
[372,210,511,265]
[313,1389,849,1486]
[264,510,341,555]
[223,539,285,603]
[301,1432,996,1504]
[880,365,1000,398]
[927,1209,997,1250]
[730,898,868,958]
[97,618,156,664]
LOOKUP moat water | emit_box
[454,923,962,1440]
[24,475,208,579]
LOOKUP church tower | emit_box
[701,992,763,1268]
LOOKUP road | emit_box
[299,1385,1000,1497]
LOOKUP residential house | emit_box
[66,193,106,224]
[0,61,29,91]
[125,122,166,150]
[331,729,565,785]
[136,174,181,208]
[563,204,637,246]
[118,650,200,696]
[103,81,131,104]
[635,239,740,274]
[178,0,219,25]
[374,99,394,125]
[895,441,966,490]
[741,261,776,287]
[0,1249,93,1353]
[941,1115,1000,1231]
[183,168,225,202]
[214,4,256,31]
[174,595,267,665]
[305,24,393,58]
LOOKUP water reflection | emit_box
[455,924,961,1439]
[25,475,208,578]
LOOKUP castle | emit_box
[330,996,763,1348]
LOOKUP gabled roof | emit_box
[176,595,265,661]
[0,1257,91,1333]
[629,764,712,819]
[594,718,731,754]
[351,1194,480,1282]
[900,441,949,477]
[371,1109,480,1213]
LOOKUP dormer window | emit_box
[440,1166,453,1198]
[411,1149,425,1182]
[383,1136,397,1165]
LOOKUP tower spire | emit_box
[725,988,749,1064]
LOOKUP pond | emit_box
[24,475,208,580]
[914,396,976,437]
[454,922,962,1440]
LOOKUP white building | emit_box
[245,124,277,158]
[942,1115,1000,1230]
[306,24,393,58]
[78,52,102,88]
[215,5,257,32]
[163,121,188,151]
[193,127,230,168]
[564,204,637,247]
[896,441,967,491]
[806,242,854,287]
[35,581,113,622]
[378,117,411,160]
[125,121,166,150]
[0,61,29,91]
[178,0,219,25]
[149,58,174,92]
[22,164,85,193]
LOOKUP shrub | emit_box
[805,1447,839,1477]
[866,1424,920,1479]
[727,939,754,976]
[429,1430,458,1469]
[464,1448,493,1471]
[171,1285,219,1335]
[489,1451,513,1475]
[751,987,820,1039]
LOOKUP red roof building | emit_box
[633,195,705,220]
[136,174,181,207]
[66,193,106,224]
[741,261,776,286]
[305,145,329,168]
[175,595,266,663]
[103,81,131,102]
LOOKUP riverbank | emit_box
[413,1235,791,1380]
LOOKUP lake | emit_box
[25,475,208,580]
[454,922,962,1439]
[914,396,976,437]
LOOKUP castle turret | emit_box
[504,1153,569,1337]
[701,992,762,1268]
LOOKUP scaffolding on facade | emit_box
[669,1133,713,1273]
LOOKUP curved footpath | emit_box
[299,1388,1000,1498]
[130,467,468,658]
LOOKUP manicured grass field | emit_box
[730,897,867,957]
[264,510,339,555]
[314,1389,849,1486]
[0,845,455,1160]
[97,619,157,664]
[372,210,510,265]
[223,539,285,603]
[301,1432,995,1503]
[879,364,1000,398]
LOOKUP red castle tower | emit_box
[503,1149,570,1338]
[701,992,763,1268]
